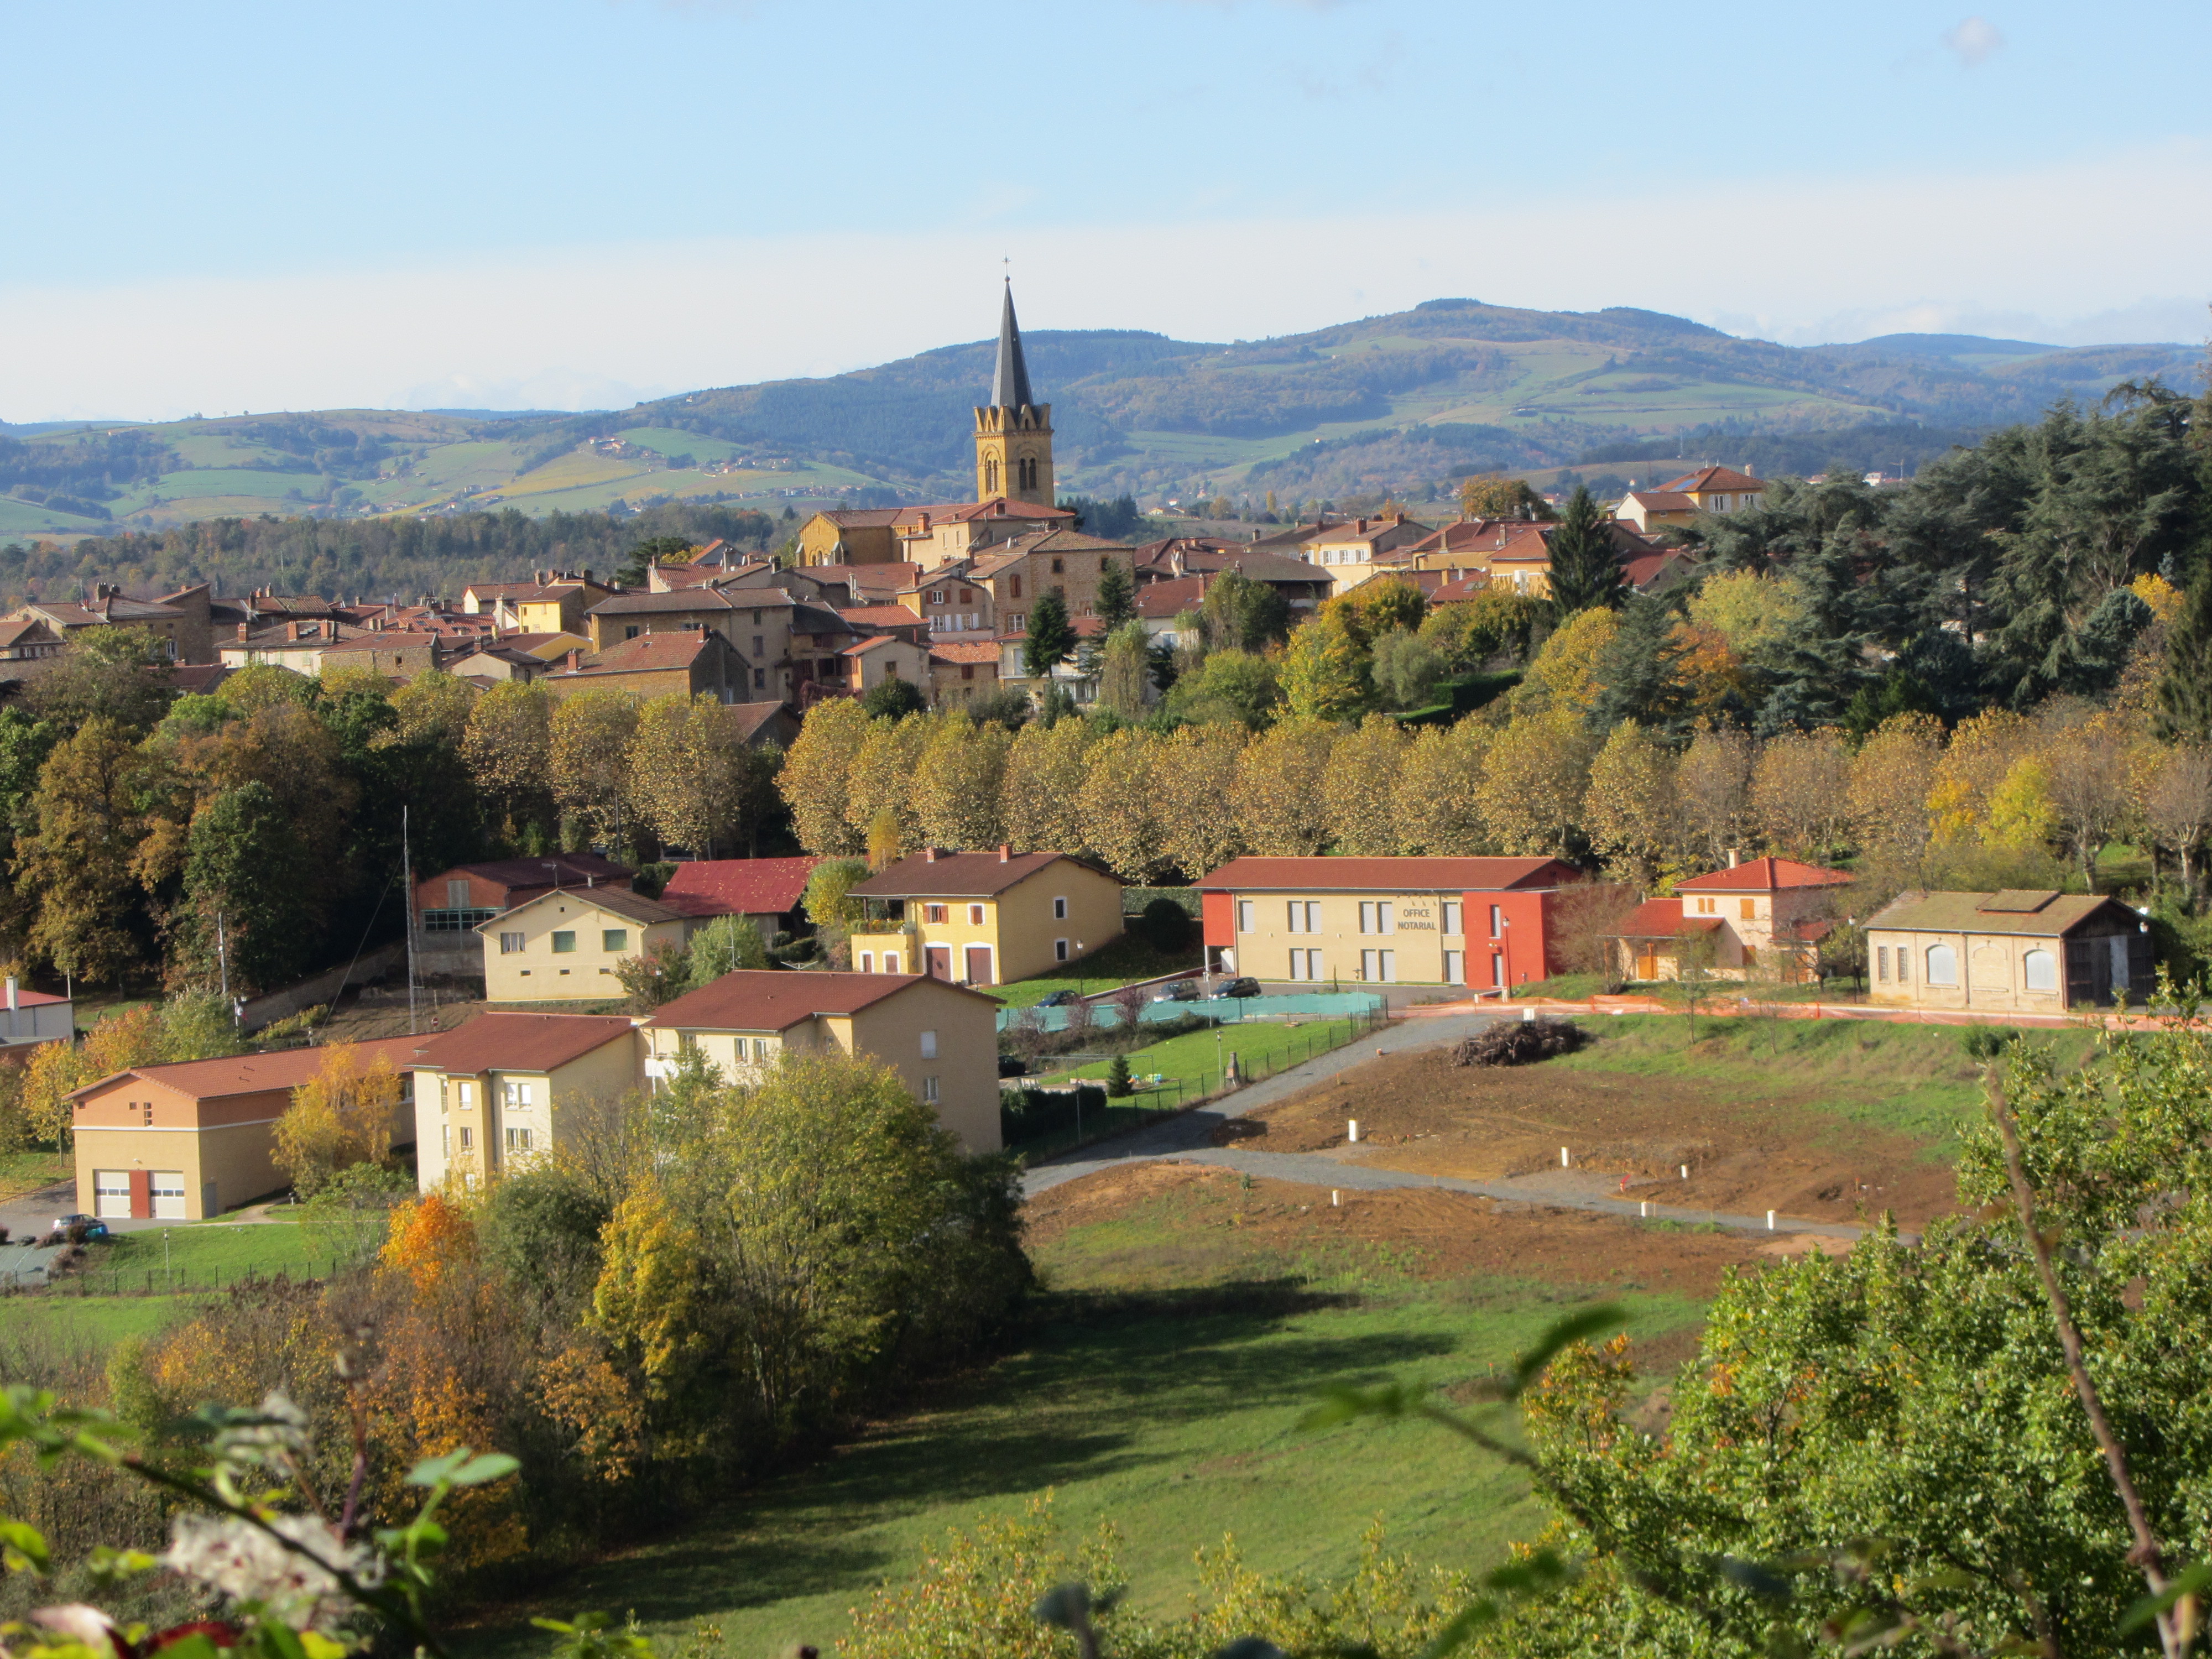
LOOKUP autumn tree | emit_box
[1280,612,1369,724]
[1582,719,1679,885]
[1076,727,1171,882]
[1750,727,1853,860]
[1234,720,1336,855]
[844,713,929,852]
[1477,713,1596,858]
[1097,621,1152,720]
[1676,723,1755,868]
[1164,648,1280,728]
[2040,707,2134,884]
[629,693,774,857]
[388,670,476,747]
[462,679,555,841]
[1151,723,1248,880]
[1458,474,1550,520]
[273,1043,403,1197]
[1330,578,1426,643]
[1394,719,1491,854]
[1512,605,1617,719]
[15,717,148,983]
[1000,716,1094,853]
[1419,589,1540,670]
[1846,711,1944,873]
[1324,716,1409,856]
[2143,741,2212,896]
[26,624,176,736]
[912,717,1011,851]
[1928,708,2039,843]
[779,696,872,855]
[550,690,639,852]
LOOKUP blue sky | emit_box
[3,0,2208,418]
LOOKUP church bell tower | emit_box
[974,282,1054,507]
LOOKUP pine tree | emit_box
[1095,556,1137,629]
[1022,591,1077,680]
[2157,570,2212,741]
[1106,1053,1132,1098]
[1545,484,1629,617]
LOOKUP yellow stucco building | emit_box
[847,848,1123,987]
[478,886,691,1002]
[409,1014,643,1191]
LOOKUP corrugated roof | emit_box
[646,968,992,1032]
[1196,856,1574,893]
[1867,890,2129,938]
[852,849,1080,898]
[1676,858,1852,894]
[411,1014,638,1075]
[662,857,823,917]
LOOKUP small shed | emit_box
[1865,889,2153,1012]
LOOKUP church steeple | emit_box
[974,280,1053,506]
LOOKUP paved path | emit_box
[1022,1010,1896,1243]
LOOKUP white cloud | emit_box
[1,141,2206,421]
[1943,15,2004,66]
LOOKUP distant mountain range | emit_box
[2,301,2198,538]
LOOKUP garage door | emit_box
[152,1171,187,1220]
[93,1171,131,1219]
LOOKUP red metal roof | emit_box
[1196,856,1575,893]
[1676,857,1851,893]
[661,857,823,918]
[646,968,995,1032]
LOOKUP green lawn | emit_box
[455,1178,1703,1659]
[995,934,1204,1011]
[0,1150,67,1202]
[0,1292,219,1349]
[1033,1017,1368,1104]
[1557,1013,2099,1155]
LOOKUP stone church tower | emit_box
[973,283,1054,507]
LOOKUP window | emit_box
[499,932,524,954]
[1442,901,1462,936]
[551,931,576,953]
[959,587,973,602]
[1444,950,1464,985]
[1926,943,1958,986]
[1360,948,1397,983]
[1010,576,1022,599]
[1740,899,1757,920]
[859,952,875,972]
[1288,947,1323,980]
[602,929,628,952]
[1876,946,1890,982]
[459,1126,474,1150]
[752,610,763,624]
[1358,902,1395,935]
[753,635,765,656]
[1055,938,1070,962]
[1051,557,1064,574]
[625,625,641,641]
[1695,897,1717,915]
[503,1081,534,1107]
[754,667,766,688]
[1898,949,1910,984]
[921,1030,938,1058]
[424,907,497,932]
[1237,900,1255,933]
[2023,948,2057,992]
[1053,896,1068,920]
[884,952,901,973]
[924,904,948,925]
[969,903,984,925]
[442,1124,450,1156]
[456,1081,474,1109]
[1489,905,1504,937]
[505,1126,533,1152]
[752,1038,770,1061]
[923,1076,941,1102]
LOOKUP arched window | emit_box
[2023,948,2057,992]
[984,457,999,493]
[1925,943,1958,987]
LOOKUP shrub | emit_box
[1961,1025,2020,1062]
[1107,1054,1132,1097]
[863,678,926,719]
[1141,896,1193,951]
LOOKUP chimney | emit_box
[565,649,582,671]
[235,622,249,641]
[998,843,1010,862]
[1250,528,1260,542]
[286,621,300,641]
[6,978,17,1013]
[581,568,592,587]
[1727,848,1740,868]
[1394,512,1407,526]
[924,847,937,863]
[1744,462,1757,478]
[1355,518,1370,533]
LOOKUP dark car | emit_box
[998,1053,1030,1078]
[1035,989,1079,1008]
[1150,980,1201,1003]
[1210,976,1261,1000]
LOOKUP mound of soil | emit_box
[1212,1042,1957,1227]
[1452,1019,1588,1067]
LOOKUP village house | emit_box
[70,1036,422,1221]
[894,565,996,637]
[15,587,192,659]
[660,855,823,938]
[1865,889,2156,1013]
[1197,855,1579,989]
[0,977,73,1051]
[930,640,1003,705]
[641,969,1001,1152]
[0,618,64,684]
[837,633,935,697]
[544,630,748,702]
[1128,539,1333,613]
[1609,857,1853,984]
[315,630,445,680]
[478,886,691,1003]
[414,854,633,935]
[847,848,1124,986]
[410,1014,642,1191]
[584,586,811,699]
[461,572,613,634]
[1615,464,1766,533]
[1301,514,1433,596]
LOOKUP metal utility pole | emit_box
[215,911,229,1001]
[403,805,418,1037]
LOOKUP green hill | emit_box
[2,301,2197,536]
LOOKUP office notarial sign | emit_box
[1395,899,1439,931]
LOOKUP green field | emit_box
[994,935,1204,1010]
[1035,1016,1368,1100]
[456,1175,1702,1659]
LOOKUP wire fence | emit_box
[8,1261,364,1297]
[1005,1002,1391,1159]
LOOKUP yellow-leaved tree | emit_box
[843,713,930,853]
[779,696,873,854]
[1000,716,1095,854]
[1152,723,1248,880]
[273,1042,401,1198]
[1476,713,1596,858]
[1394,719,1491,854]
[1583,718,1679,884]
[912,717,1012,851]
[1234,720,1337,855]
[1076,727,1171,882]
[1325,714,1410,856]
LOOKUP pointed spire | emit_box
[991,280,1035,411]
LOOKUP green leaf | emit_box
[1506,1304,1625,1399]
[2121,1560,2212,1634]
[446,1452,520,1488]
[152,1633,223,1659]
[1298,1383,1421,1432]
[257,1619,309,1659]
[403,1448,473,1488]
[0,1520,49,1574]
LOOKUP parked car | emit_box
[1150,980,1201,1004]
[50,1215,109,1243]
[1035,989,1078,1008]
[51,1212,95,1233]
[998,1053,1030,1078]
[1209,977,1261,1000]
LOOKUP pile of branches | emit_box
[1451,1016,1588,1067]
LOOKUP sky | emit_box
[2,0,2209,420]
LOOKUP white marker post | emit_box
[1332,1190,1340,1207]
[1560,1146,1569,1167]
[1347,1120,1359,1143]
[1767,1210,1777,1230]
